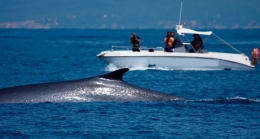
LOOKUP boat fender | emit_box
[251,48,259,65]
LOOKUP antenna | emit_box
[178,2,183,25]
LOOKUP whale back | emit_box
[0,68,185,103]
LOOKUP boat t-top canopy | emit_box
[176,25,212,35]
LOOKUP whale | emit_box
[0,68,185,103]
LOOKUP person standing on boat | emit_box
[164,32,174,52]
[189,34,203,53]
[130,33,141,52]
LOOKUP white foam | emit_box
[105,64,221,71]
[105,63,121,71]
[105,63,171,71]
[192,96,260,103]
[227,96,260,102]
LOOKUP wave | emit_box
[188,96,260,104]
[2,96,258,104]
[105,64,151,71]
[105,64,224,71]
[105,63,178,71]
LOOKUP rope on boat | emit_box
[212,33,243,54]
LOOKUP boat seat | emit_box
[173,38,183,48]
[184,45,189,52]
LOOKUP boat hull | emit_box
[97,51,254,70]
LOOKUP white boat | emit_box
[97,24,258,70]
[97,3,258,70]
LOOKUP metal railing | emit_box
[110,46,164,51]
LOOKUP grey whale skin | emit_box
[0,68,185,103]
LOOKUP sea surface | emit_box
[0,29,260,138]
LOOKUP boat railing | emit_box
[183,42,190,45]
[111,46,164,51]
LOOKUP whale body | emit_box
[0,68,185,103]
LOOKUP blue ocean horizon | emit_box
[0,29,260,138]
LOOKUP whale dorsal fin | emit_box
[97,68,129,80]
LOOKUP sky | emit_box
[0,0,260,29]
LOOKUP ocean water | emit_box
[0,29,260,138]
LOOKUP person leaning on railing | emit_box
[130,33,141,52]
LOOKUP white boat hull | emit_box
[97,51,254,70]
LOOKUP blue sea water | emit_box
[0,29,260,138]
